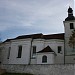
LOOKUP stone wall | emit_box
[1,64,75,75]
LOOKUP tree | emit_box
[0,34,1,42]
[0,34,2,50]
[69,29,75,51]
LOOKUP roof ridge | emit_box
[44,33,64,36]
[4,33,64,43]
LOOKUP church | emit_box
[0,7,75,65]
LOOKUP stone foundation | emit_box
[1,64,75,75]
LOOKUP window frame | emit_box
[32,46,36,54]
[7,47,11,59]
[17,45,22,58]
[70,23,74,29]
[42,55,47,63]
[31,46,36,59]
[58,46,62,53]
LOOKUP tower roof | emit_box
[65,7,75,21]
[68,6,73,13]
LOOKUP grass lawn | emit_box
[1,72,34,75]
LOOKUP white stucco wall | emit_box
[9,39,32,64]
[1,38,64,65]
[64,21,75,38]
[32,39,44,52]
[65,55,75,63]
[45,39,64,54]
[1,43,11,64]
[36,52,55,64]
[30,59,37,64]
[31,39,64,64]
[0,44,5,64]
[30,39,44,64]
[45,39,64,64]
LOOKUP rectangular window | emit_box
[70,23,74,29]
[7,47,11,59]
[58,46,62,53]
[32,46,36,58]
[33,46,36,54]
[17,45,22,58]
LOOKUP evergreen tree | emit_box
[69,29,75,51]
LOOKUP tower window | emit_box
[42,55,47,63]
[70,23,74,29]
[58,46,62,53]
[17,45,22,58]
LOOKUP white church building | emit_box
[0,7,75,65]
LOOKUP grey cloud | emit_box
[0,0,74,40]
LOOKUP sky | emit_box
[0,0,74,41]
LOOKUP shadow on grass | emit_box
[1,72,34,75]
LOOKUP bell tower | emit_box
[63,7,75,63]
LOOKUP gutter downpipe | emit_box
[64,35,65,65]
[63,21,65,65]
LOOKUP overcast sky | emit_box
[0,0,74,41]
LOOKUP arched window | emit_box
[42,55,47,63]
